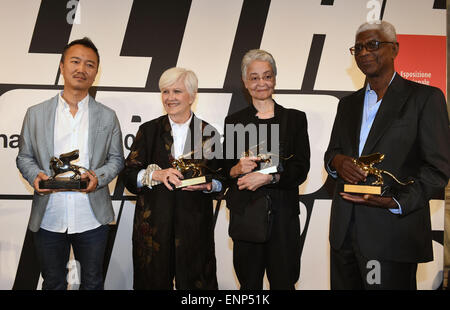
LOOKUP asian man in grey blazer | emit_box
[16,38,124,290]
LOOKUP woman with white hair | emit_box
[223,49,310,289]
[123,67,222,289]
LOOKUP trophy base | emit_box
[40,178,88,190]
[343,184,392,197]
[257,165,278,175]
[344,184,381,195]
[176,175,212,189]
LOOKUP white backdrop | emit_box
[0,0,446,290]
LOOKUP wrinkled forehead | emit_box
[246,60,274,74]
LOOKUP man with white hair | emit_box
[324,21,450,289]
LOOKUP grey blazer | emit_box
[16,94,124,232]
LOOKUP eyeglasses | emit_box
[247,74,274,83]
[349,40,396,55]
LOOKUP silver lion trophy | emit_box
[39,149,89,190]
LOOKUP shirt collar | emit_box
[365,72,396,93]
[58,92,89,111]
[168,112,193,129]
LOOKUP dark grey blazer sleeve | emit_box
[92,110,124,189]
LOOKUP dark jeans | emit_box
[33,225,109,290]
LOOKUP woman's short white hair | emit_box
[159,67,198,98]
[356,20,397,42]
[241,49,277,80]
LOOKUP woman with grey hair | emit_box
[223,49,310,289]
[123,67,222,289]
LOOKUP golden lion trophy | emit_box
[344,152,414,196]
[170,158,212,189]
[170,149,222,189]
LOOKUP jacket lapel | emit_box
[361,74,410,155]
[163,113,209,160]
[44,95,58,159]
[347,89,365,158]
[160,115,174,160]
[183,114,209,158]
[88,96,101,164]
[182,114,195,156]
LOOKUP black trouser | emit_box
[233,204,301,290]
[330,216,417,290]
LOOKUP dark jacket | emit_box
[324,74,450,263]
[223,101,310,217]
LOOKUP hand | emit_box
[182,182,212,192]
[230,156,258,178]
[237,172,271,191]
[33,172,53,195]
[80,170,98,193]
[339,192,397,209]
[331,154,367,184]
[152,168,183,191]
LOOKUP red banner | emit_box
[395,34,447,97]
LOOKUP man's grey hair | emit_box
[356,20,397,42]
[241,49,277,80]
